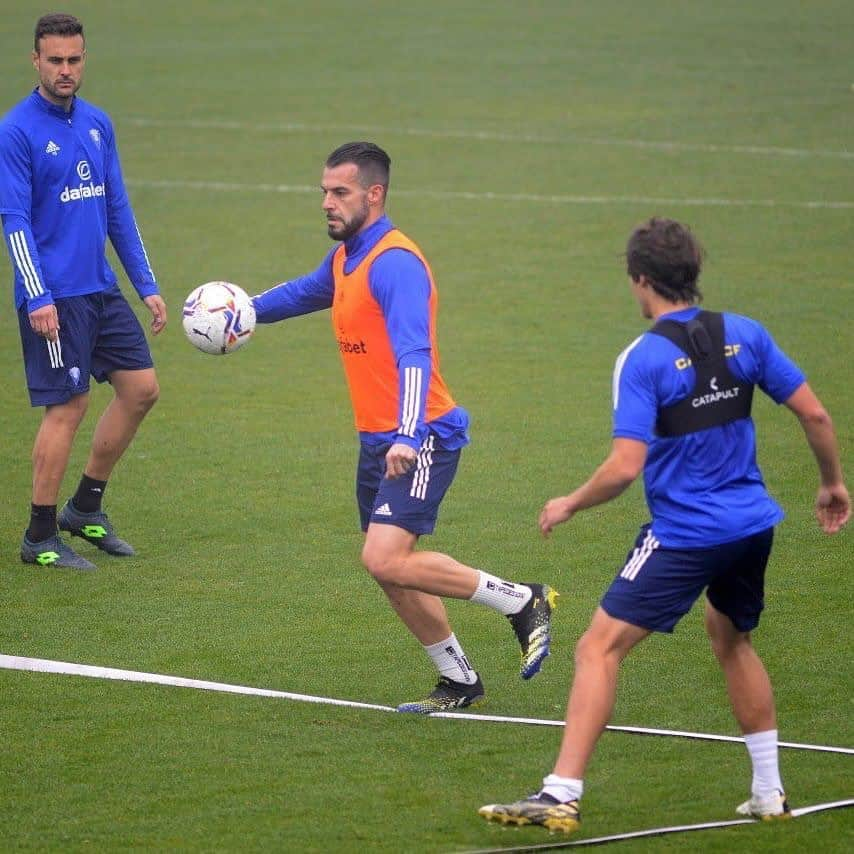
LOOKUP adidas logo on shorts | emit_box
[374,503,393,517]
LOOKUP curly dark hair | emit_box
[626,217,704,304]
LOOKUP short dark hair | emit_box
[34,13,84,51]
[326,142,391,192]
[626,217,704,304]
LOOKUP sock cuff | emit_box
[423,634,456,654]
[744,729,778,747]
[541,773,584,803]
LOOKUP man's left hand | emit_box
[144,294,168,334]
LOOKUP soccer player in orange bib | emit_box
[252,142,557,711]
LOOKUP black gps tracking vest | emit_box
[648,311,754,438]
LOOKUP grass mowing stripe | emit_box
[122,117,854,161]
[126,178,854,210]
[3,655,851,755]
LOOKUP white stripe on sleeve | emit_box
[612,335,644,410]
[400,365,423,437]
[9,230,45,300]
[133,216,156,281]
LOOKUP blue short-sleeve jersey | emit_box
[612,307,805,547]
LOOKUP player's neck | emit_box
[38,85,74,112]
[648,299,695,321]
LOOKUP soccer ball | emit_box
[182,281,256,355]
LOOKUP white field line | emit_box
[0,654,395,712]
[125,177,854,210]
[432,710,854,755]
[2,654,853,756]
[123,117,854,161]
[462,799,854,852]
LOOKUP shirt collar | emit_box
[658,306,701,323]
[30,87,76,119]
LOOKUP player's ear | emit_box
[367,184,385,207]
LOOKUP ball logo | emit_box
[77,161,91,180]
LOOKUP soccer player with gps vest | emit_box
[0,14,166,571]
[252,141,557,712]
[479,216,849,834]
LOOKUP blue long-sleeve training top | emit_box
[0,88,158,312]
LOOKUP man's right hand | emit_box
[29,304,59,341]
[816,483,851,534]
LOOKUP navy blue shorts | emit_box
[356,434,461,535]
[600,524,774,633]
[18,286,154,406]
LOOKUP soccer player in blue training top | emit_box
[479,217,849,833]
[0,13,167,571]
[251,141,557,712]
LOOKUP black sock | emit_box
[72,474,108,514]
[28,504,57,542]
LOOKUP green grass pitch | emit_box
[0,1,851,851]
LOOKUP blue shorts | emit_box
[600,524,774,633]
[356,434,461,535]
[18,287,154,406]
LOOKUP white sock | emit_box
[744,729,784,797]
[424,634,478,685]
[469,571,532,615]
[541,773,583,803]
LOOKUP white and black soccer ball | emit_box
[182,281,256,355]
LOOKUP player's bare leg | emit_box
[553,608,649,778]
[705,601,790,819]
[362,525,481,710]
[379,581,454,646]
[705,601,776,733]
[361,523,479,598]
[58,368,159,558]
[31,394,88,504]
[362,523,556,711]
[480,608,647,833]
[21,394,96,570]
[84,368,159,480]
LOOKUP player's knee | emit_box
[574,629,606,668]
[125,377,159,416]
[45,395,89,430]
[360,544,405,585]
[705,605,749,660]
[710,631,750,664]
[137,377,160,412]
[574,619,635,668]
[114,368,160,415]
